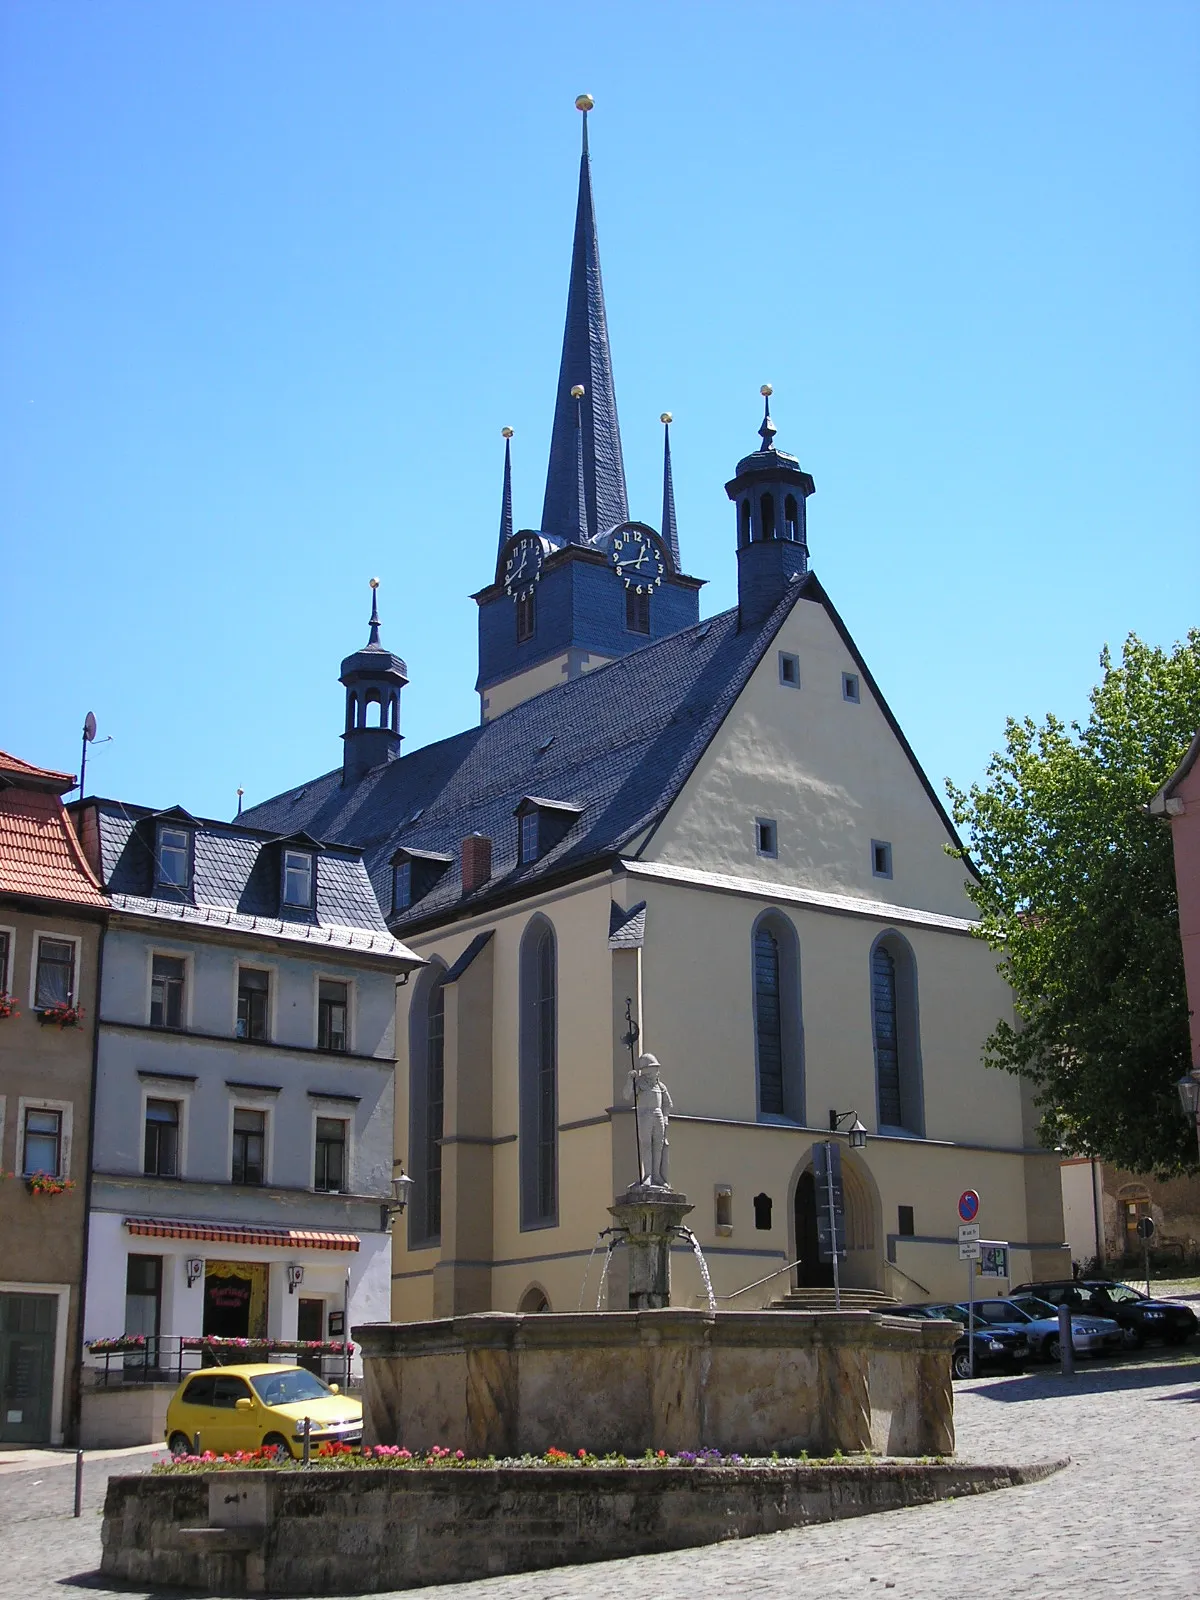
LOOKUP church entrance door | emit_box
[794,1169,834,1289]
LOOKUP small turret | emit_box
[340,580,408,785]
[725,385,815,629]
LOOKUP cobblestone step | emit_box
[766,1288,899,1312]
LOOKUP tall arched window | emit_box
[870,932,923,1135]
[408,961,446,1247]
[784,494,800,542]
[739,499,752,547]
[759,492,776,539]
[752,911,804,1122]
[520,917,557,1228]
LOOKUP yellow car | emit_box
[164,1364,363,1458]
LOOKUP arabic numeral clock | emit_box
[504,534,545,600]
[609,526,666,592]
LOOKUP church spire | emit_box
[660,412,680,569]
[367,576,382,645]
[496,427,514,557]
[540,94,629,543]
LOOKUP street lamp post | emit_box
[1176,1070,1200,1164]
[825,1111,868,1310]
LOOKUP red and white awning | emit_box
[123,1217,360,1253]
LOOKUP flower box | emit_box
[25,1171,76,1196]
[0,993,19,1020]
[37,1002,83,1028]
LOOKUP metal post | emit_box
[624,997,644,1184]
[344,1270,352,1391]
[73,1449,83,1518]
[302,1417,312,1466]
[1144,1234,1151,1299]
[193,1431,200,1456]
[1057,1302,1075,1376]
[967,1257,975,1376]
[824,1142,841,1312]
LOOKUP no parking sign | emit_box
[958,1190,980,1224]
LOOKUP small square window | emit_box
[842,672,860,703]
[35,937,75,1009]
[714,1185,733,1233]
[516,591,535,643]
[520,811,540,865]
[872,840,893,879]
[898,1204,915,1238]
[626,588,651,635]
[393,861,412,912]
[778,652,800,687]
[283,850,314,909]
[753,1193,774,1231]
[755,818,778,858]
[156,825,191,890]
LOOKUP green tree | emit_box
[948,631,1200,1176]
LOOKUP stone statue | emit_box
[625,1052,673,1188]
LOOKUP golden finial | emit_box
[760,384,773,398]
[369,577,380,589]
[502,426,514,439]
[575,94,594,112]
[660,412,673,425]
[570,383,585,400]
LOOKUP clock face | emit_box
[504,535,545,600]
[609,526,666,591]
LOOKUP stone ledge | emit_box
[100,1459,1067,1595]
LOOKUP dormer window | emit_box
[393,860,412,912]
[389,847,453,916]
[514,796,584,867]
[156,825,191,891]
[282,849,314,909]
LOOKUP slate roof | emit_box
[81,799,419,963]
[240,579,821,932]
[0,752,107,909]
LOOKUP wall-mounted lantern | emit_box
[829,1109,868,1150]
[287,1264,305,1295]
[185,1258,204,1288]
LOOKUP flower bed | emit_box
[152,1443,850,1474]
[178,1336,353,1355]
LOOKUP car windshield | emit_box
[249,1369,333,1406]
[1100,1285,1143,1304]
[1012,1296,1057,1318]
[974,1302,1029,1324]
[930,1305,972,1326]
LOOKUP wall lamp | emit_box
[185,1257,204,1289]
[829,1109,868,1150]
[386,1164,415,1226]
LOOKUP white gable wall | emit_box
[642,593,976,922]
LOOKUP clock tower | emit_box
[474,100,703,722]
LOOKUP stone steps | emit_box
[766,1287,899,1313]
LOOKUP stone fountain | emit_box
[357,1050,956,1459]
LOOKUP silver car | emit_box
[966,1294,1124,1360]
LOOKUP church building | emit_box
[242,100,1067,1318]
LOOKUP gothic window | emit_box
[408,963,446,1248]
[760,492,776,539]
[784,494,800,542]
[625,588,650,634]
[752,912,804,1122]
[516,591,536,643]
[739,499,752,547]
[519,917,557,1228]
[871,932,923,1135]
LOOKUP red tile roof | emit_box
[0,756,106,908]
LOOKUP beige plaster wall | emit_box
[644,594,975,921]
[481,649,615,722]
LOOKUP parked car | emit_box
[963,1295,1123,1362]
[1012,1280,1198,1348]
[889,1303,1030,1379]
[164,1364,363,1458]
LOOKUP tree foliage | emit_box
[947,631,1200,1176]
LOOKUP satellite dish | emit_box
[83,712,97,743]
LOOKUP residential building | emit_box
[0,750,107,1445]
[71,799,420,1443]
[241,104,1068,1319]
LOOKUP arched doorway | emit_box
[792,1150,884,1292]
[794,1170,834,1288]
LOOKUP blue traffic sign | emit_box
[958,1189,980,1223]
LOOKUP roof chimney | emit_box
[461,833,492,895]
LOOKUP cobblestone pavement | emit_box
[3,1354,1197,1600]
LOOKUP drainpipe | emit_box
[71,914,106,1446]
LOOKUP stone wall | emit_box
[357,1308,957,1459]
[101,1458,1063,1595]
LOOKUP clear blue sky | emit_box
[3,1,1197,819]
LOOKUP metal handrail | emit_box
[886,1260,931,1297]
[84,1335,354,1389]
[713,1257,805,1302]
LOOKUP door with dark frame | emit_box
[794,1169,835,1289]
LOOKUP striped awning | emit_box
[123,1217,360,1253]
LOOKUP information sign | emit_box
[958,1223,980,1244]
[959,1239,982,1261]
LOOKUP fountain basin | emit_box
[357,1307,956,1459]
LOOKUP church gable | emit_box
[641,585,976,921]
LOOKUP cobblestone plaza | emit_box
[2,1354,1196,1600]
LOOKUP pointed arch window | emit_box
[784,494,800,542]
[516,591,536,643]
[759,493,776,540]
[520,917,558,1228]
[871,933,923,1135]
[739,499,752,548]
[752,911,804,1122]
[408,964,446,1247]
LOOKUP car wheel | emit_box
[262,1432,294,1460]
[168,1432,193,1459]
[1046,1336,1063,1363]
[952,1349,974,1380]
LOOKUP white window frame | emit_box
[145,945,193,1031]
[227,1092,276,1189]
[0,924,15,995]
[313,971,355,1055]
[28,930,82,1012]
[138,1076,194,1179]
[282,849,315,910]
[309,1103,354,1195]
[155,823,192,892]
[17,1095,74,1178]
[233,958,277,1043]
